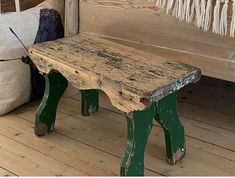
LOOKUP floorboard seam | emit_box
[0,125,90,176]
[0,165,18,177]
[15,114,164,176]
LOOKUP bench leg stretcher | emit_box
[35,71,68,136]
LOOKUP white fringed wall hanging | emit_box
[154,0,235,37]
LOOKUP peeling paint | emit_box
[29,34,201,113]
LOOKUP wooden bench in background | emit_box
[29,34,201,176]
[79,0,235,83]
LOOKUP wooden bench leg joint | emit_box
[35,71,68,136]
[81,89,99,116]
[120,104,155,176]
[155,92,186,164]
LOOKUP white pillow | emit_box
[0,0,64,115]
[0,0,64,60]
[0,60,31,116]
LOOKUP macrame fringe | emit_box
[212,0,221,34]
[203,0,213,31]
[172,0,180,17]
[231,0,235,37]
[220,0,228,35]
[166,0,174,13]
[155,0,235,37]
[194,0,202,28]
[181,0,187,20]
[200,0,206,27]
[185,0,192,22]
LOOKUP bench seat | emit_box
[29,34,201,176]
[29,34,200,112]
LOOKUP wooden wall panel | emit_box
[80,0,235,82]
[1,0,44,13]
[20,0,44,11]
[1,0,16,13]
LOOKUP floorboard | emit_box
[15,96,235,176]
[0,167,16,176]
[72,91,235,152]
[0,132,87,176]
[0,76,234,176]
[178,81,235,116]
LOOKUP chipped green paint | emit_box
[81,89,99,116]
[120,104,155,176]
[35,71,68,136]
[120,91,185,175]
[30,34,201,113]
[29,35,198,175]
[155,92,186,164]
[34,71,185,175]
[34,72,185,175]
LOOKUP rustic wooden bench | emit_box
[28,34,201,176]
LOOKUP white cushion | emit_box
[0,0,64,115]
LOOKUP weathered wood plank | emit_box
[72,88,235,132]
[1,0,16,12]
[29,34,200,113]
[0,133,87,176]
[64,0,80,97]
[178,103,235,132]
[72,91,235,151]
[0,167,16,176]
[20,0,44,11]
[179,81,235,116]
[65,0,79,36]
[16,97,235,176]
[80,0,235,82]
[0,0,44,13]
[0,113,159,176]
[93,35,235,83]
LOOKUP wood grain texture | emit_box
[64,0,81,97]
[79,0,235,82]
[0,167,16,176]
[0,113,158,176]
[29,34,200,113]
[0,0,44,12]
[17,95,235,176]
[12,97,235,176]
[71,76,235,151]
[0,131,87,176]
[1,0,16,12]
[73,90,235,152]
[0,77,234,176]
[20,0,44,11]
[65,0,79,36]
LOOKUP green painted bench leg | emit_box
[35,71,68,136]
[154,92,186,164]
[81,89,99,116]
[120,104,155,176]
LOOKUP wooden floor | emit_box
[0,76,234,176]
